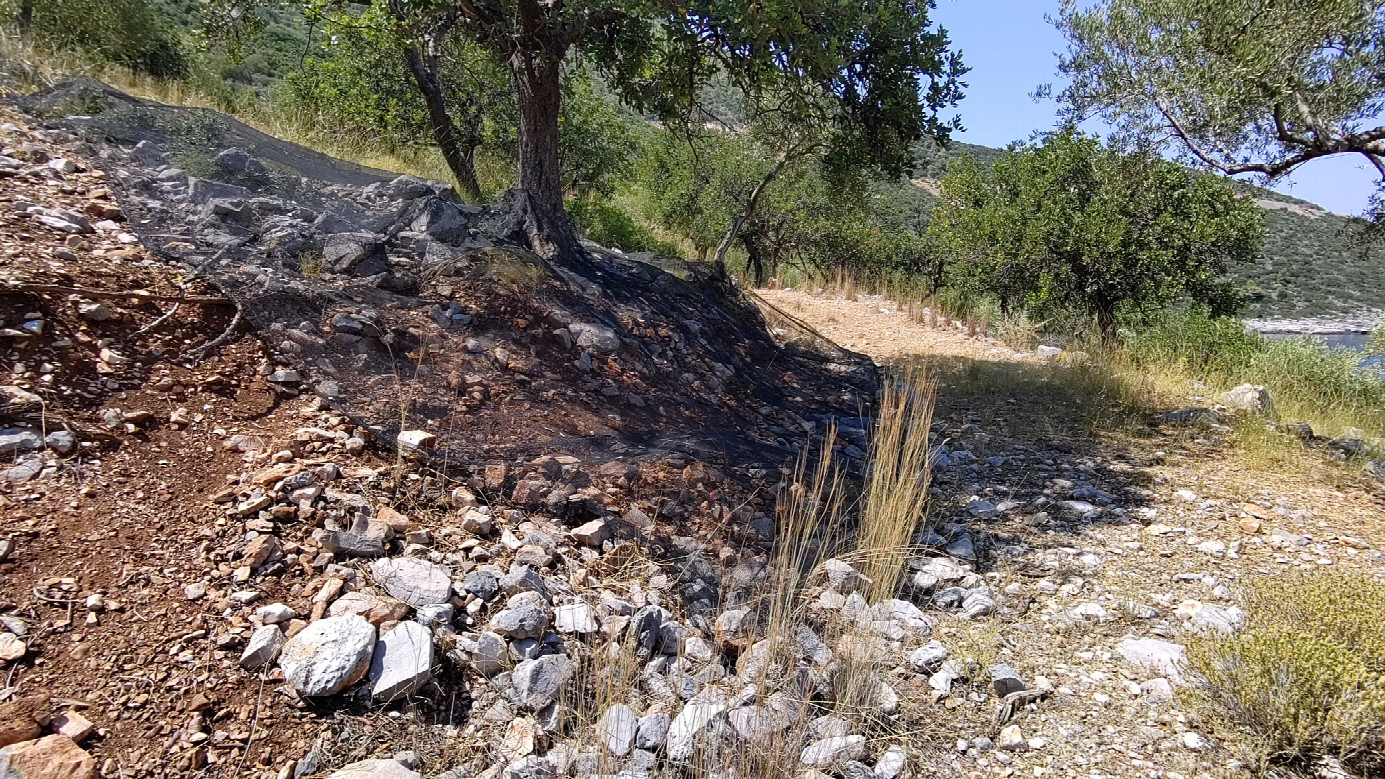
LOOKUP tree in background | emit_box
[282,3,513,202]
[928,131,1263,337]
[211,0,964,264]
[1053,0,1385,225]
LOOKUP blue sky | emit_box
[930,0,1379,216]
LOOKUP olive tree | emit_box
[927,131,1264,336]
[211,0,965,263]
[1052,0,1385,219]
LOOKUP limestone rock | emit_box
[368,621,434,701]
[490,595,550,639]
[823,559,870,594]
[1117,638,1186,685]
[569,323,620,353]
[666,689,728,762]
[371,558,452,607]
[240,624,286,670]
[279,615,377,696]
[635,712,670,751]
[989,663,1026,697]
[1220,384,1274,416]
[800,735,866,768]
[512,654,574,711]
[595,704,637,757]
[325,759,421,779]
[328,592,410,626]
[554,603,598,635]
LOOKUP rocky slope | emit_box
[3,79,1384,779]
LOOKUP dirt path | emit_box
[760,287,1385,779]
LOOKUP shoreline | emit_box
[1245,310,1381,336]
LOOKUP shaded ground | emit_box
[759,287,1385,779]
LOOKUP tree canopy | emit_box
[1053,0,1385,221]
[212,0,965,263]
[927,131,1264,335]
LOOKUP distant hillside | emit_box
[905,139,1385,320]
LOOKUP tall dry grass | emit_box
[855,365,937,602]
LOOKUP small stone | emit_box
[1117,638,1186,685]
[0,634,26,663]
[823,559,870,594]
[989,664,1026,697]
[371,557,453,607]
[596,704,637,757]
[571,519,611,548]
[325,759,421,779]
[255,603,296,625]
[554,603,598,634]
[996,725,1026,752]
[1141,678,1175,702]
[490,595,550,639]
[907,641,949,672]
[874,746,906,779]
[51,711,95,742]
[666,690,728,762]
[471,632,507,677]
[328,592,410,626]
[240,625,286,670]
[636,712,671,750]
[396,430,437,450]
[801,735,866,768]
[512,654,574,710]
[462,570,500,601]
[460,509,493,535]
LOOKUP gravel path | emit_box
[759,287,1385,779]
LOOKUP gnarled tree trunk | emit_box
[509,44,581,261]
[402,42,483,203]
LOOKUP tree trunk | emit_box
[1095,302,1117,341]
[16,0,32,30]
[402,43,483,203]
[742,230,767,287]
[712,156,790,277]
[510,47,581,261]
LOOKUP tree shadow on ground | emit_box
[898,354,1175,572]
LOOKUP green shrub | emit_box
[1123,307,1385,436]
[1186,570,1385,774]
[568,200,682,256]
[25,0,187,78]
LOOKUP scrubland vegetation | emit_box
[7,1,1385,776]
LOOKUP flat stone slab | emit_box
[368,621,434,701]
[371,557,452,607]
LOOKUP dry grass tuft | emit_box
[854,365,937,602]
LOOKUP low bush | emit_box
[567,200,682,256]
[1121,307,1385,438]
[1186,570,1385,774]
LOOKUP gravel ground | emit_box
[759,287,1385,779]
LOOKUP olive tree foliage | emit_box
[207,0,964,265]
[927,131,1264,336]
[281,7,513,202]
[638,127,933,285]
[1052,0,1385,222]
